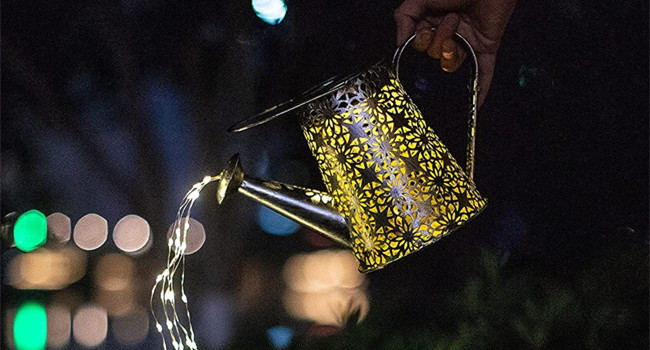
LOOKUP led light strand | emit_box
[151,175,219,350]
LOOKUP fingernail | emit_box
[417,31,431,43]
[442,50,454,59]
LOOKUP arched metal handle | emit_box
[392,29,480,181]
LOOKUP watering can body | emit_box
[226,32,487,272]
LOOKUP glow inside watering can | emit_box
[225,31,487,272]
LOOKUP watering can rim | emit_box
[227,29,479,135]
[229,30,481,179]
[227,59,386,133]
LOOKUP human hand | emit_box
[394,0,517,107]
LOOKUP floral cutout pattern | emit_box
[299,62,487,272]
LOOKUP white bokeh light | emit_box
[47,304,71,349]
[166,218,206,255]
[73,304,108,347]
[113,215,151,253]
[73,214,108,251]
[47,212,71,244]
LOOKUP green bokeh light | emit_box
[14,301,47,350]
[14,209,47,252]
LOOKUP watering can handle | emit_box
[392,29,479,181]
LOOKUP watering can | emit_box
[222,31,487,272]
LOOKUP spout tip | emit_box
[225,125,239,133]
[216,154,245,203]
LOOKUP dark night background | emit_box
[2,0,648,349]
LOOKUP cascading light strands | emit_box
[151,175,220,350]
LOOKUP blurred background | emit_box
[1,0,648,349]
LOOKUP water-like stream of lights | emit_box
[151,175,220,350]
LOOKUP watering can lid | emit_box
[227,59,384,133]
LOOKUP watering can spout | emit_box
[216,154,352,248]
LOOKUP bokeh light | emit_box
[96,288,135,317]
[94,253,135,291]
[283,250,364,292]
[238,262,265,310]
[46,212,71,244]
[73,214,108,250]
[4,308,16,349]
[111,307,149,346]
[13,301,47,350]
[113,214,151,253]
[94,254,135,316]
[283,289,369,326]
[267,326,293,349]
[8,246,86,290]
[46,304,71,349]
[14,209,47,252]
[166,217,206,255]
[72,304,108,348]
[252,0,287,25]
[282,250,368,326]
[257,206,300,236]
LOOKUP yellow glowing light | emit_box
[283,289,369,326]
[282,250,368,326]
[283,250,364,293]
[96,288,135,316]
[297,64,487,272]
[151,174,220,350]
[218,177,229,202]
[94,253,135,291]
[8,246,86,290]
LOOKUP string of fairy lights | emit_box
[151,175,220,350]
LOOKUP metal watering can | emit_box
[223,32,487,272]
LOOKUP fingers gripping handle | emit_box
[392,29,480,181]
